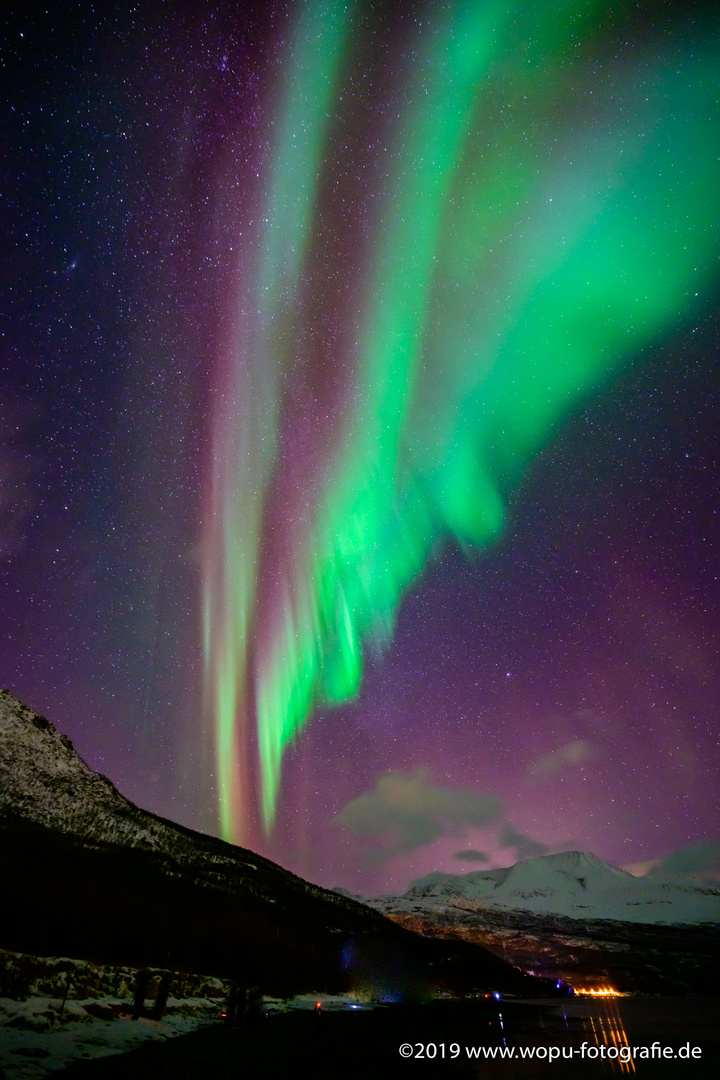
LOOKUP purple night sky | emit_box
[3,0,720,895]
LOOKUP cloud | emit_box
[454,849,489,863]
[528,738,594,781]
[336,768,551,869]
[335,767,502,862]
[500,825,549,860]
[648,839,720,878]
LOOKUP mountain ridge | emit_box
[0,688,377,919]
[0,689,554,998]
[362,851,720,994]
[375,847,720,925]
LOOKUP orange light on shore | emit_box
[574,987,623,997]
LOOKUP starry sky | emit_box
[3,0,720,896]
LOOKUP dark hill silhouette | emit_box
[0,689,558,999]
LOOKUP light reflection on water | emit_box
[464,997,719,1076]
[587,999,635,1073]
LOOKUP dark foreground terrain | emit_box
[56,997,720,1079]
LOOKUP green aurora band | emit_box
[204,0,720,840]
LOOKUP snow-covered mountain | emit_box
[1,689,164,845]
[0,689,384,962]
[0,689,553,998]
[372,849,720,925]
[0,686,376,915]
[364,850,720,994]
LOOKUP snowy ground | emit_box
[0,995,223,1080]
[0,992,379,1079]
[270,993,380,1013]
[0,945,380,1078]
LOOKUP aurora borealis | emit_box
[204,0,720,840]
[4,0,720,894]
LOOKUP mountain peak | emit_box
[390,845,720,925]
[500,849,634,882]
[1,687,74,753]
[0,688,128,837]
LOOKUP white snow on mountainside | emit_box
[0,689,351,908]
[0,687,255,872]
[0,688,183,854]
[369,850,720,924]
[0,690,132,832]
